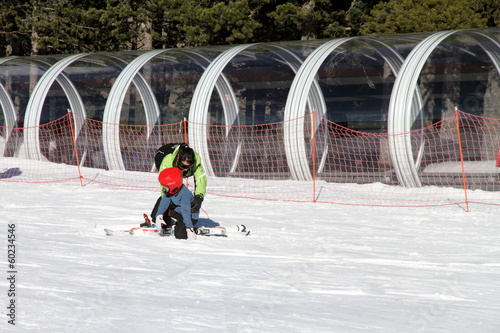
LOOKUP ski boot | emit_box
[140,214,152,227]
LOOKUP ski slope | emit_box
[1,180,499,332]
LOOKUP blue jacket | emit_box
[156,185,195,228]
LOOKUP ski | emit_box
[104,215,250,237]
[196,224,250,236]
[230,224,251,236]
[104,226,159,236]
[105,213,162,236]
[104,226,228,237]
[196,226,227,237]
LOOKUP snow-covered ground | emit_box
[1,179,499,332]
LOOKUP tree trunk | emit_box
[301,0,317,40]
[31,2,39,56]
[139,19,153,50]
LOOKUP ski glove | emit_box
[187,227,197,240]
[156,215,165,231]
[191,195,204,213]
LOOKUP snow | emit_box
[1,178,500,332]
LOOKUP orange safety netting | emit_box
[1,110,500,208]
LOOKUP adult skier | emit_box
[150,143,206,225]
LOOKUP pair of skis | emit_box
[104,214,250,237]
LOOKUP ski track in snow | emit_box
[0,181,499,332]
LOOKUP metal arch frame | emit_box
[284,37,411,181]
[388,29,500,187]
[476,30,500,74]
[181,49,238,175]
[11,51,161,167]
[102,49,167,170]
[388,31,457,187]
[188,43,326,177]
[0,57,19,151]
[23,53,89,161]
[367,37,425,185]
[284,38,352,181]
[104,48,239,172]
[0,57,19,157]
[0,84,16,157]
[188,44,247,177]
[0,84,16,131]
[273,43,328,177]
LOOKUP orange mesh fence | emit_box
[74,114,185,189]
[0,114,83,183]
[1,110,500,207]
[200,115,313,202]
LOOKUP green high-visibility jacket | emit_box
[158,146,207,197]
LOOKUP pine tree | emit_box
[159,0,263,47]
[361,0,489,35]
[0,0,31,56]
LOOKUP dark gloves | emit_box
[191,194,204,213]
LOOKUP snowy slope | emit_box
[1,181,499,332]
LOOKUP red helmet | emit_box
[158,167,183,195]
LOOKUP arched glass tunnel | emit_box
[0,27,499,187]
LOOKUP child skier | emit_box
[155,167,198,240]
